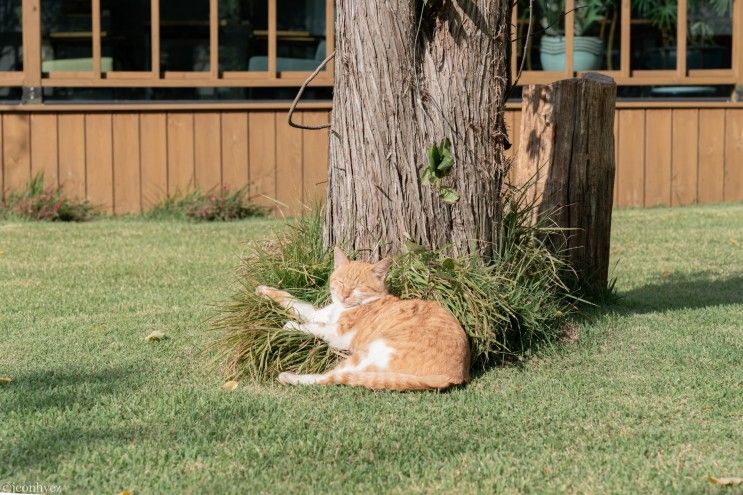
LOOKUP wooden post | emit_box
[514,73,617,293]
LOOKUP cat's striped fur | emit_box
[256,247,469,391]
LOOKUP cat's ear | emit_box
[333,246,349,269]
[372,257,392,279]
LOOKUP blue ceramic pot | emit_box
[540,36,604,71]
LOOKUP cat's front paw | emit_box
[255,285,273,297]
[255,285,290,302]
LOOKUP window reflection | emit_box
[0,0,22,72]
[220,0,267,72]
[631,0,678,70]
[272,0,326,71]
[160,0,210,72]
[523,0,619,72]
[687,0,732,69]
[41,0,96,72]
[102,0,151,71]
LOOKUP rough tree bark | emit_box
[325,0,512,261]
[514,73,617,292]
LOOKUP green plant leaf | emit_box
[437,155,454,174]
[420,167,434,186]
[427,143,441,170]
[439,187,460,204]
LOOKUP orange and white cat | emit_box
[255,247,470,391]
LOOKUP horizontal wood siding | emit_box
[0,107,741,213]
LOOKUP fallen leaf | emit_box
[559,322,580,344]
[0,250,5,256]
[660,270,672,280]
[222,380,240,391]
[703,405,712,412]
[708,475,743,486]
[730,238,740,247]
[145,330,166,342]
[119,491,132,495]
[0,376,12,385]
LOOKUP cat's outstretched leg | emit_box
[255,285,317,322]
[281,322,353,351]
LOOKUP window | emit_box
[102,0,152,72]
[512,0,739,88]
[219,0,268,72]
[13,0,333,92]
[3,0,741,101]
[160,0,210,72]
[0,0,22,72]
[41,0,95,72]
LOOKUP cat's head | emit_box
[329,247,391,308]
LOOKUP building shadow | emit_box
[615,272,743,314]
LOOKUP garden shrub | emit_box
[0,174,98,222]
[147,186,263,221]
[209,192,578,382]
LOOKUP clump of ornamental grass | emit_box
[0,174,98,222]
[208,192,577,382]
[146,186,263,221]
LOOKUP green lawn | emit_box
[1,206,742,494]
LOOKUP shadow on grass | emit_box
[0,365,143,475]
[615,273,743,314]
[2,365,136,413]
[0,425,148,477]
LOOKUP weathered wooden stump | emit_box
[513,73,617,293]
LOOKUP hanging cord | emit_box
[287,51,336,130]
[511,0,534,91]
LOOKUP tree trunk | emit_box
[514,73,617,293]
[325,0,512,261]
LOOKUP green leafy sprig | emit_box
[420,138,460,204]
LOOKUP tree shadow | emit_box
[614,272,743,314]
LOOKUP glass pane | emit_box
[101,0,151,71]
[687,0,732,69]
[516,0,566,71]
[518,1,618,72]
[219,0,268,72]
[631,0,677,70]
[41,0,93,72]
[574,0,621,71]
[276,0,326,72]
[0,0,22,71]
[161,0,210,72]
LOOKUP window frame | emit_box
[512,0,743,87]
[13,0,333,89]
[6,1,742,95]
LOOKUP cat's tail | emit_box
[319,371,458,391]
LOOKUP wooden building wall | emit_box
[1,104,742,215]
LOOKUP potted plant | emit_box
[537,0,612,71]
[633,0,732,70]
